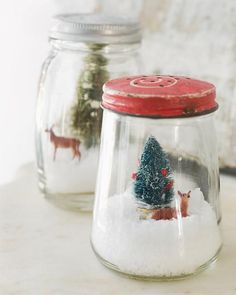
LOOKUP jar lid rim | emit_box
[49,13,142,44]
[102,75,218,118]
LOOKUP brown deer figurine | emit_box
[45,127,81,161]
[151,190,191,220]
[178,190,191,218]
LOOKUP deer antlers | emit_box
[45,124,55,133]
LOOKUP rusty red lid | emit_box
[102,75,218,117]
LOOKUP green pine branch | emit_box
[69,43,109,149]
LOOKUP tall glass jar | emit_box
[91,75,222,280]
[35,14,142,211]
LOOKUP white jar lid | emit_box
[50,13,142,44]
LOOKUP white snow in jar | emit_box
[92,188,222,277]
[45,146,99,194]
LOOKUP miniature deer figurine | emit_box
[151,190,191,220]
[177,190,191,218]
[45,127,81,161]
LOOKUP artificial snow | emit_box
[92,188,221,277]
[45,146,99,194]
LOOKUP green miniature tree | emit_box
[69,43,109,149]
[134,136,174,207]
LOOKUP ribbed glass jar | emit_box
[35,14,142,211]
[91,75,222,280]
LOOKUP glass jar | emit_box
[91,75,222,280]
[35,14,142,211]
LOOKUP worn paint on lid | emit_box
[102,75,218,117]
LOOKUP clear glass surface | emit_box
[91,110,222,279]
[35,40,141,211]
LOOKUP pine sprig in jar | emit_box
[68,43,109,148]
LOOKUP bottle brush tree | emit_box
[134,136,174,207]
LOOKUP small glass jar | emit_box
[91,75,222,280]
[35,14,142,211]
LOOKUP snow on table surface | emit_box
[0,162,235,295]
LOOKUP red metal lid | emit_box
[102,75,218,117]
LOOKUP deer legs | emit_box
[53,145,81,161]
[53,146,57,161]
[72,148,77,160]
[72,146,81,161]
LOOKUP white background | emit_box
[1,0,236,185]
[0,0,97,184]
